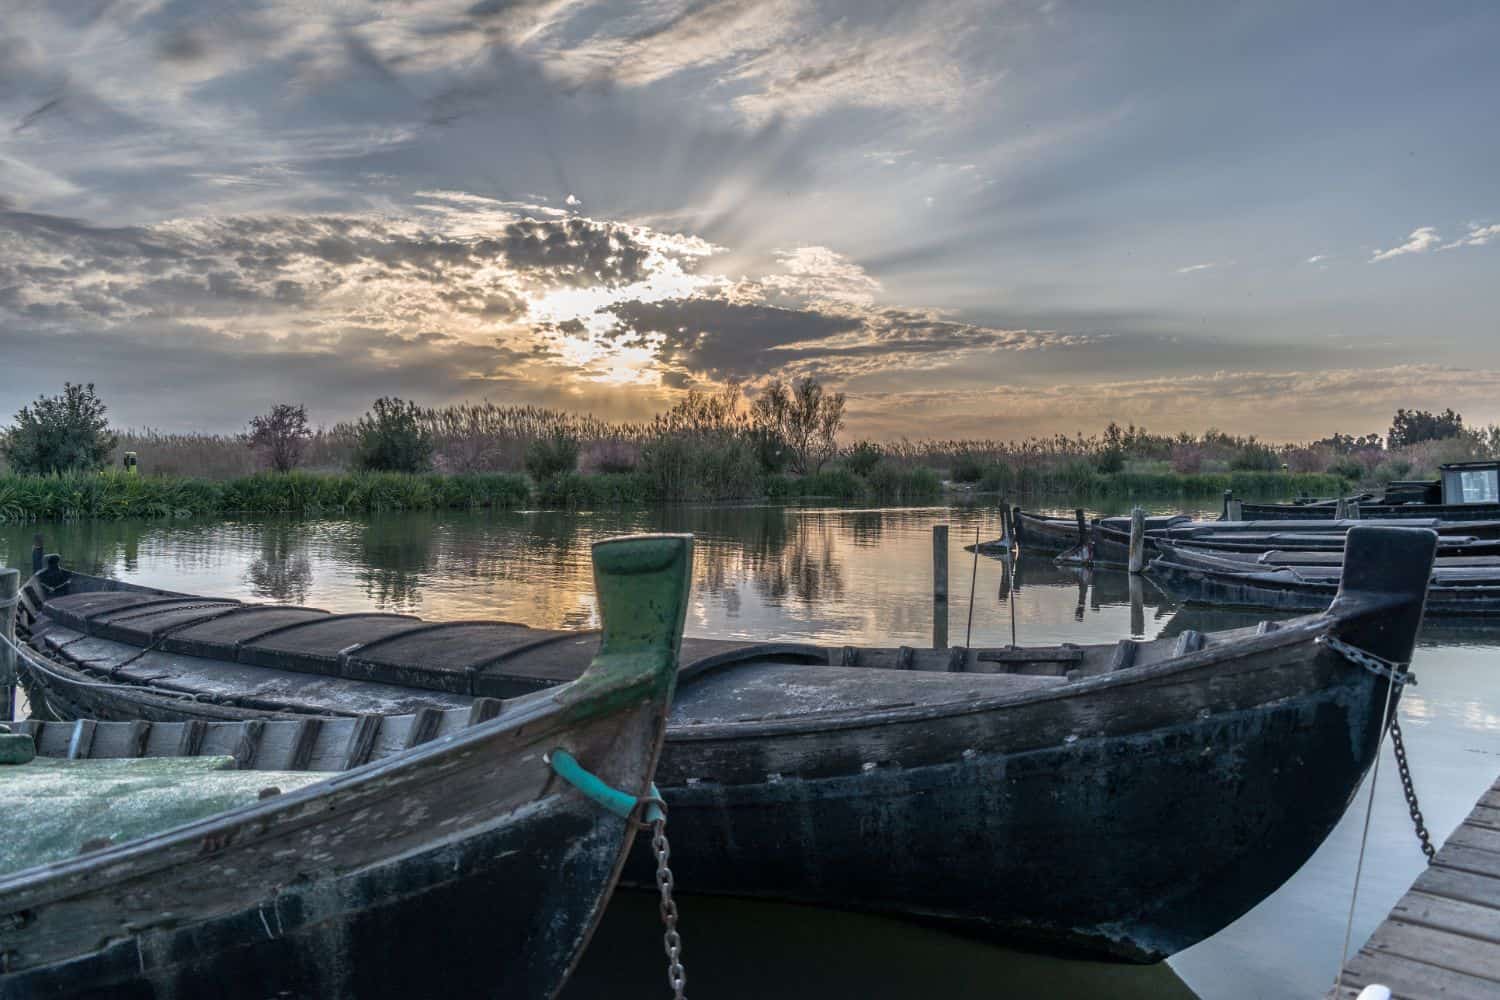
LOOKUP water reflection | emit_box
[245,520,312,604]
[3,504,1499,1000]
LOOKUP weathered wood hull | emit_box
[1149,545,1500,615]
[645,650,1386,960]
[4,790,631,1000]
[0,534,694,999]
[11,529,1439,963]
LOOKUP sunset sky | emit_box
[2,1,1497,441]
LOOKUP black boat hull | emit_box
[4,803,626,1000]
[632,628,1396,962]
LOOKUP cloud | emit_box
[1305,254,1328,264]
[847,365,1500,442]
[1441,222,1500,250]
[1176,262,1214,274]
[1370,226,1441,262]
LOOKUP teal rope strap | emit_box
[548,748,666,825]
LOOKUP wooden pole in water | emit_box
[1226,497,1243,521]
[1074,508,1087,547]
[1222,490,1233,520]
[1,568,18,723]
[933,524,949,649]
[1128,506,1147,575]
[1128,573,1145,638]
[1011,505,1024,546]
[31,534,44,574]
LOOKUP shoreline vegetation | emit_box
[0,467,1348,522]
[1,385,1492,522]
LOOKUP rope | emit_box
[1327,630,1408,994]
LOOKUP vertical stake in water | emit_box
[1,568,19,723]
[31,534,44,574]
[932,524,949,649]
[965,525,980,647]
[1128,506,1147,575]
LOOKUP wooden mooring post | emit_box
[31,533,44,574]
[1,567,18,723]
[1127,506,1147,574]
[1226,497,1244,521]
[1074,508,1087,547]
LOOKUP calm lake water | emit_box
[3,501,1496,999]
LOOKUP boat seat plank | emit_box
[84,601,243,645]
[235,614,428,674]
[343,621,553,692]
[41,591,190,629]
[34,629,471,717]
[159,606,331,659]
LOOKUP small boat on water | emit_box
[1013,508,1500,566]
[1235,461,1500,522]
[10,526,1440,963]
[1149,537,1500,615]
[0,533,690,1000]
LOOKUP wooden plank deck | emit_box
[1330,775,1500,998]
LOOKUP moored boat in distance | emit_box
[1148,536,1500,615]
[11,527,1440,963]
[0,533,692,1000]
[1232,461,1500,522]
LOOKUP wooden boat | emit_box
[12,527,1439,963]
[1013,509,1192,554]
[1234,461,1500,521]
[0,533,691,1000]
[1032,514,1500,567]
[1149,537,1500,615]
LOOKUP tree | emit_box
[1388,408,1464,448]
[1,382,117,476]
[246,403,312,472]
[750,377,846,474]
[353,397,433,473]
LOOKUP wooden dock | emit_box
[1330,773,1500,998]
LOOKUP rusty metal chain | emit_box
[1389,716,1436,863]
[1318,633,1434,863]
[1317,634,1415,687]
[650,816,687,999]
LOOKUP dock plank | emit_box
[1331,775,1500,997]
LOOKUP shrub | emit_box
[247,403,312,472]
[353,397,433,473]
[950,454,985,483]
[1094,447,1125,474]
[1326,457,1366,482]
[523,430,581,482]
[841,440,884,477]
[2,382,117,476]
[581,439,640,474]
[866,463,942,502]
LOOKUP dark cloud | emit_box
[605,298,859,380]
[601,296,1072,382]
